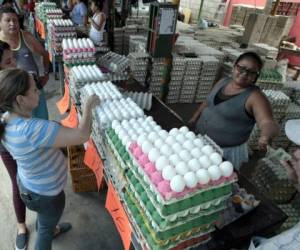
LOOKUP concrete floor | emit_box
[0,74,123,250]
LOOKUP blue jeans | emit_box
[17,178,65,250]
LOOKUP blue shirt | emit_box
[70,2,87,25]
[2,117,67,196]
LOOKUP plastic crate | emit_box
[68,145,98,192]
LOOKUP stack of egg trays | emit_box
[283,102,300,121]
[149,58,164,97]
[195,56,219,103]
[271,123,290,150]
[123,186,212,250]
[124,159,234,249]
[123,26,138,55]
[128,52,149,85]
[283,80,300,101]
[258,69,283,84]
[128,35,147,53]
[179,58,202,103]
[97,51,130,73]
[167,57,186,104]
[277,204,300,233]
[263,90,291,122]
[102,135,129,193]
[114,28,124,55]
[249,158,296,203]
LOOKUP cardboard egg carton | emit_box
[124,193,212,250]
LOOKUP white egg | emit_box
[154,125,162,132]
[149,121,157,127]
[131,134,138,141]
[219,161,234,177]
[154,138,164,148]
[111,120,120,129]
[148,132,158,142]
[132,123,140,130]
[179,126,189,134]
[141,140,153,154]
[118,131,127,140]
[137,117,144,123]
[162,165,176,181]
[172,143,182,153]
[148,148,160,163]
[199,155,211,169]
[196,169,210,185]
[193,138,204,148]
[144,126,153,132]
[166,136,176,145]
[210,152,222,165]
[191,148,203,158]
[179,150,191,162]
[170,175,186,192]
[188,159,201,172]
[146,116,154,122]
[155,156,169,171]
[208,165,221,181]
[175,162,189,175]
[121,135,130,146]
[137,134,148,146]
[202,145,214,156]
[183,141,194,150]
[184,172,198,188]
[176,134,186,143]
[186,131,196,140]
[158,130,169,139]
[160,144,173,156]
[169,154,181,165]
[136,128,145,135]
[169,128,179,136]
[114,124,122,134]
[121,120,130,127]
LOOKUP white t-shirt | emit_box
[89,13,106,45]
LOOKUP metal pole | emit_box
[271,0,281,16]
[197,0,205,22]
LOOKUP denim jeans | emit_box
[17,178,65,250]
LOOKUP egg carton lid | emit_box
[123,194,212,250]
[126,176,225,231]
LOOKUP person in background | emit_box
[0,7,50,120]
[0,41,28,250]
[189,52,279,169]
[89,0,106,46]
[1,0,24,29]
[70,0,87,27]
[248,119,300,250]
[0,68,100,250]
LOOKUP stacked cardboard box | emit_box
[241,13,268,45]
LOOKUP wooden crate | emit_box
[67,145,98,192]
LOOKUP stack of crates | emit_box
[68,145,98,192]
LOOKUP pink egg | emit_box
[133,147,143,159]
[157,180,171,194]
[138,154,150,166]
[129,142,138,152]
[145,162,156,175]
[150,171,163,186]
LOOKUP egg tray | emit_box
[105,130,131,169]
[128,161,233,219]
[129,145,234,205]
[277,204,300,233]
[126,171,224,232]
[105,130,234,216]
[124,191,212,250]
[124,188,215,244]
